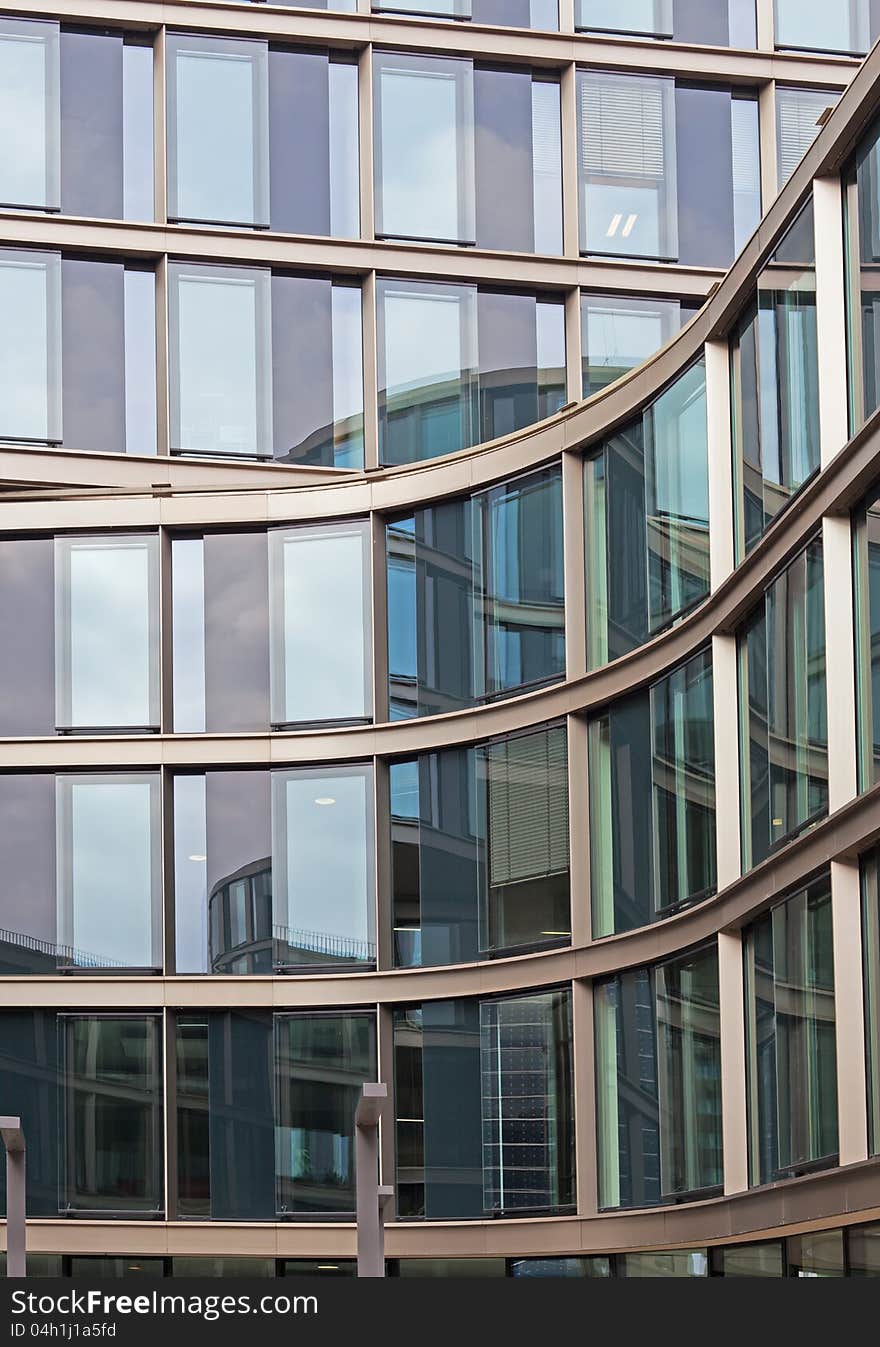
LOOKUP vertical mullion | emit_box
[560,62,580,259]
[363,270,380,470]
[153,26,167,225]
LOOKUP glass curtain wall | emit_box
[775,0,877,53]
[173,767,375,975]
[846,114,880,432]
[390,723,570,968]
[0,19,153,221]
[577,72,760,268]
[589,650,716,937]
[377,279,565,465]
[744,878,838,1184]
[776,89,840,186]
[584,359,709,668]
[738,539,828,869]
[595,944,722,1209]
[386,466,564,719]
[732,199,820,556]
[373,54,561,253]
[373,0,559,23]
[393,989,573,1219]
[175,1010,376,1220]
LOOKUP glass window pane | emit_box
[0,1013,58,1215]
[169,264,273,458]
[578,71,678,261]
[123,267,157,456]
[123,40,154,221]
[777,88,840,186]
[734,201,819,555]
[275,1013,377,1214]
[848,1221,880,1274]
[56,775,161,969]
[0,775,56,973]
[775,0,871,52]
[329,59,360,238]
[619,1251,708,1277]
[0,249,61,443]
[61,1015,163,1213]
[532,79,563,254]
[171,539,206,733]
[0,538,55,738]
[849,113,880,429]
[676,86,759,268]
[745,879,837,1184]
[272,766,375,968]
[582,293,689,398]
[55,536,159,730]
[717,1242,785,1276]
[0,18,59,211]
[577,0,672,36]
[788,1229,844,1275]
[269,523,371,725]
[378,279,479,466]
[375,52,475,244]
[167,34,269,226]
[732,95,762,254]
[69,1257,165,1278]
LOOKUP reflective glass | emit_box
[56,774,161,970]
[391,725,570,968]
[716,1243,785,1276]
[578,0,757,42]
[172,1259,273,1277]
[619,1251,708,1277]
[591,651,715,937]
[848,1222,880,1274]
[739,539,827,868]
[595,944,721,1208]
[0,1013,58,1215]
[167,34,269,227]
[54,535,159,730]
[275,1013,377,1213]
[581,293,695,398]
[861,849,880,1150]
[848,115,880,428]
[775,0,873,53]
[0,18,59,211]
[61,1015,163,1213]
[169,264,272,458]
[745,879,837,1184]
[375,52,474,244]
[269,524,371,726]
[788,1230,845,1276]
[733,200,819,555]
[271,766,375,969]
[585,360,709,668]
[0,249,61,443]
[393,988,573,1219]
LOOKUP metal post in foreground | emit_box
[0,1117,25,1277]
[355,1083,392,1278]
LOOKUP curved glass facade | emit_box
[0,0,876,1280]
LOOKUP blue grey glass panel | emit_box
[171,539,205,733]
[275,1013,377,1213]
[0,18,59,211]
[204,772,272,976]
[169,264,273,458]
[582,293,694,398]
[61,1015,163,1213]
[202,532,270,732]
[271,274,364,467]
[167,34,269,227]
[378,279,479,466]
[0,1013,58,1215]
[394,989,573,1219]
[54,535,159,730]
[268,524,371,726]
[56,774,161,969]
[775,0,872,52]
[473,68,562,254]
[272,766,375,968]
[0,538,54,737]
[578,72,678,261]
[173,775,208,976]
[0,249,62,443]
[577,0,755,43]
[122,41,154,220]
[205,1012,274,1220]
[577,0,673,36]
[374,52,475,244]
[472,0,558,23]
[0,775,56,973]
[123,267,157,455]
[676,87,760,267]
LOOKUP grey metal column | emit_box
[355,1083,392,1278]
[0,1118,25,1278]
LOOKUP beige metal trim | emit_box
[831,859,869,1166]
[758,79,779,205]
[814,177,850,470]
[711,634,742,890]
[706,338,735,590]
[718,930,749,1196]
[823,514,859,811]
[571,978,597,1217]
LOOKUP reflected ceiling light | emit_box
[772,819,783,828]
[541,931,571,937]
[188,854,207,862]
[318,1265,339,1271]
[621,213,638,238]
[314,797,336,806]
[606,212,623,238]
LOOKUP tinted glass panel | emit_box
[849,115,880,428]
[745,879,837,1184]
[777,89,839,185]
[0,249,61,442]
[275,1013,377,1213]
[0,18,59,211]
[582,293,696,398]
[61,1015,163,1213]
[0,1013,58,1216]
[577,0,756,42]
[775,0,873,52]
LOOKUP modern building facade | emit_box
[2,0,880,1280]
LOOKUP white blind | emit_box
[731,99,760,196]
[580,74,666,180]
[486,726,569,887]
[777,89,836,186]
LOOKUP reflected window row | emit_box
[13,1220,880,1275]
